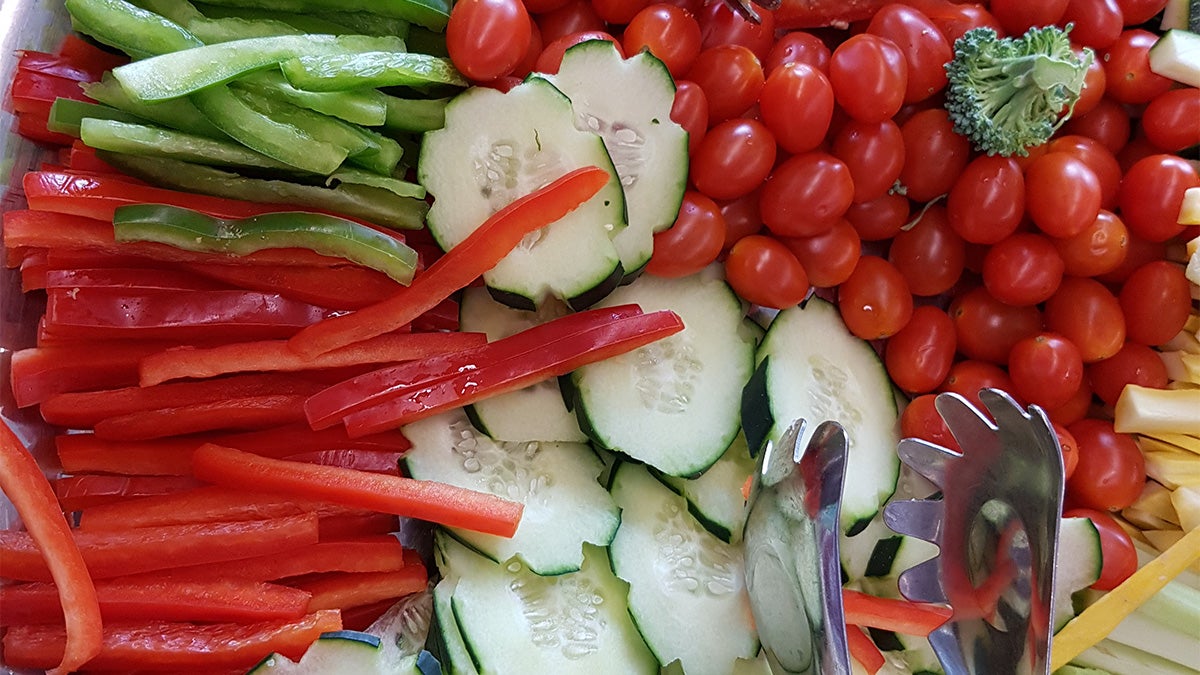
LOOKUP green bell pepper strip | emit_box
[235,71,388,127]
[309,10,411,38]
[80,118,300,172]
[98,152,428,229]
[190,0,448,31]
[189,1,378,34]
[280,52,467,92]
[191,85,348,175]
[113,204,419,283]
[327,168,425,200]
[111,34,407,102]
[66,0,202,58]
[47,99,150,137]
[379,95,447,134]
[131,0,318,43]
[82,73,228,139]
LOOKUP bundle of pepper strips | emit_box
[0,35,689,672]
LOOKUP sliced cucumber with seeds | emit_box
[431,577,478,675]
[656,432,757,544]
[402,410,618,576]
[609,461,759,675]
[458,287,586,443]
[418,77,626,310]
[542,39,688,279]
[569,267,757,477]
[436,532,656,674]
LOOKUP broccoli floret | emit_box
[944,25,1093,157]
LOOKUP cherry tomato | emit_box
[1025,152,1102,239]
[1118,260,1193,346]
[535,0,605,43]
[524,0,570,13]
[950,285,1044,364]
[885,305,957,394]
[1046,134,1122,210]
[687,44,765,123]
[535,31,623,74]
[690,118,776,201]
[939,359,1017,410]
[845,192,911,241]
[866,4,952,103]
[1096,231,1167,285]
[1058,0,1122,49]
[1115,0,1167,22]
[1073,53,1108,117]
[903,0,1002,44]
[1045,276,1126,363]
[1087,341,1169,407]
[724,235,810,309]
[447,0,533,82]
[990,0,1068,35]
[838,255,913,340]
[510,22,544,79]
[889,205,966,297]
[644,191,726,278]
[946,155,1025,245]
[1118,154,1200,242]
[1008,333,1084,409]
[982,233,1064,307]
[831,119,905,203]
[781,218,861,288]
[760,151,855,238]
[1141,88,1200,152]
[697,0,776,60]
[1052,210,1129,278]
[623,4,702,78]
[1102,29,1173,105]
[1061,97,1131,155]
[829,33,908,124]
[719,190,763,249]
[671,79,708,156]
[1063,508,1138,591]
[900,393,961,453]
[591,0,650,24]
[898,108,972,202]
[1045,378,1094,427]
[759,62,835,154]
[1066,418,1145,511]
[764,30,831,74]
[1054,422,1080,480]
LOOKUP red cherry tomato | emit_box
[866,4,952,103]
[1045,379,1094,427]
[898,108,972,202]
[1087,341,1169,407]
[1073,53,1108,117]
[1063,508,1138,591]
[447,0,533,82]
[724,235,810,309]
[1115,0,1168,23]
[991,0,1068,34]
[900,393,961,453]
[764,30,831,74]
[1058,0,1122,49]
[1102,29,1174,105]
[982,233,1064,307]
[946,155,1025,245]
[1096,231,1168,285]
[1044,276,1126,363]
[719,190,763,249]
[903,0,1002,44]
[1061,97,1131,155]
[1007,332,1084,410]
[1052,210,1129,278]
[939,360,1017,410]
[885,305,957,394]
[759,62,835,154]
[1025,152,1102,239]
[760,151,855,238]
[950,285,1044,364]
[1047,134,1123,210]
[1118,260,1193,347]
[644,191,726,278]
[622,4,702,78]
[845,193,911,241]
[1118,154,1200,243]
[690,118,776,201]
[831,119,905,203]
[838,255,914,340]
[687,44,765,123]
[697,0,776,60]
[1066,419,1146,511]
[535,0,605,43]
[590,0,650,24]
[535,31,622,74]
[888,205,966,297]
[829,33,908,124]
[781,218,862,288]
[671,79,708,156]
[1054,422,1080,480]
[1141,88,1200,152]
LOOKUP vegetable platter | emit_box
[2,0,1200,673]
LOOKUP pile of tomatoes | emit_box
[443,0,1199,589]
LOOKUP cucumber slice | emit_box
[250,631,383,674]
[431,577,478,675]
[1053,516,1104,633]
[1160,0,1200,31]
[542,40,688,278]
[458,287,586,443]
[418,77,627,310]
[742,298,901,535]
[402,410,618,576]
[570,268,758,477]
[608,462,758,675]
[436,532,656,674]
[1149,29,1200,87]
[655,432,756,544]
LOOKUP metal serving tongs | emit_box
[743,418,853,675]
[884,388,1066,675]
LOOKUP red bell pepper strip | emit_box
[846,623,886,675]
[67,141,123,174]
[18,50,105,82]
[220,422,413,457]
[92,393,315,440]
[0,513,320,582]
[179,261,401,311]
[288,165,611,358]
[341,597,400,632]
[43,266,229,292]
[56,33,129,74]
[144,536,411,581]
[281,448,405,475]
[9,340,180,408]
[841,588,953,636]
[192,443,524,538]
[411,297,460,332]
[56,433,201,476]
[2,609,342,672]
[138,330,488,386]
[318,512,400,541]
[343,309,686,436]
[40,372,330,429]
[0,577,311,625]
[15,111,76,147]
[0,418,103,675]
[294,567,428,613]
[54,474,204,512]
[9,70,90,115]
[303,304,645,430]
